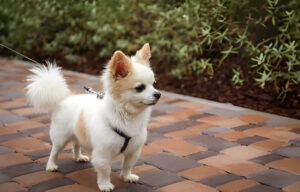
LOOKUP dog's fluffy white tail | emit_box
[26,62,70,113]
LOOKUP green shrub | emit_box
[0,0,299,103]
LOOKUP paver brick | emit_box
[217,179,259,192]
[164,128,200,139]
[221,145,269,161]
[178,165,225,181]
[200,173,241,187]
[275,146,300,158]
[56,158,92,174]
[250,153,285,165]
[267,158,300,175]
[216,131,250,141]
[199,154,268,176]
[238,114,270,124]
[186,135,237,151]
[11,107,40,118]
[0,145,13,154]
[35,152,73,164]
[156,180,218,192]
[13,171,63,187]
[209,118,248,129]
[251,139,286,151]
[186,123,214,131]
[142,152,198,172]
[46,184,98,192]
[0,120,45,135]
[0,153,32,168]
[197,115,230,123]
[139,169,183,187]
[245,126,299,142]
[132,164,157,175]
[283,181,300,192]
[0,110,27,125]
[151,120,200,134]
[2,137,51,153]
[0,182,27,192]
[236,135,267,145]
[151,138,206,156]
[187,151,219,160]
[232,124,261,131]
[0,163,45,178]
[0,99,28,110]
[248,169,300,188]
[241,184,284,192]
[141,143,163,157]
[28,178,75,192]
[201,126,233,135]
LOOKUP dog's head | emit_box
[102,43,160,113]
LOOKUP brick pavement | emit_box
[0,58,299,192]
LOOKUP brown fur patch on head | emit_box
[76,110,88,144]
[109,51,132,80]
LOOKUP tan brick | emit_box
[238,114,270,124]
[156,180,218,192]
[251,139,286,151]
[221,146,269,161]
[0,182,27,192]
[216,131,250,141]
[283,181,300,192]
[199,154,268,176]
[0,153,32,168]
[178,166,225,181]
[13,171,63,187]
[132,164,157,174]
[2,137,51,153]
[217,179,259,192]
[151,138,206,156]
[267,158,300,175]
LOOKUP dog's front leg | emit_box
[92,157,114,192]
[120,147,142,183]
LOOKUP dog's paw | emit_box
[75,155,90,162]
[46,162,58,172]
[98,183,114,192]
[122,174,139,183]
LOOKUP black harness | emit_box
[84,86,131,153]
[111,126,131,153]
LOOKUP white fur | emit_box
[26,61,70,113]
[26,47,159,192]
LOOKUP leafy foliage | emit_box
[0,0,299,103]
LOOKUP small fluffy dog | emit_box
[26,43,160,191]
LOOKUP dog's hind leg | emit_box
[46,124,70,171]
[72,139,89,162]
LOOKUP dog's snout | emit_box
[153,92,161,99]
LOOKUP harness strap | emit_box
[112,127,131,153]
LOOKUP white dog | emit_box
[26,43,160,192]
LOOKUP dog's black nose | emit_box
[154,92,161,99]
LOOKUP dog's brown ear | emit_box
[135,43,151,64]
[109,51,131,79]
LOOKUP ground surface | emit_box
[0,59,299,192]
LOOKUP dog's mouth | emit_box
[144,100,158,106]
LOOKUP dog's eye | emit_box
[135,84,145,92]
